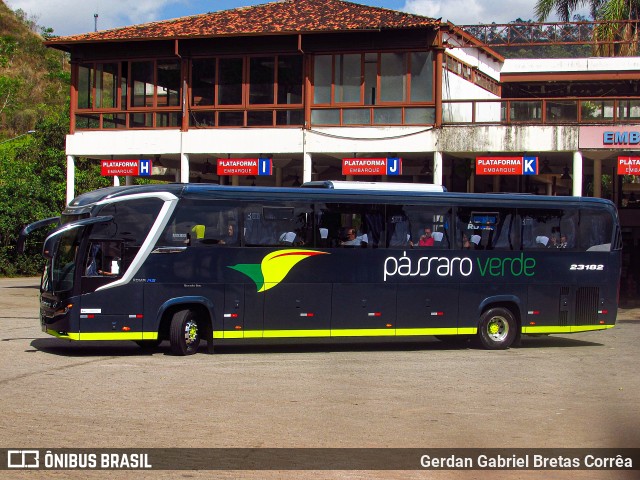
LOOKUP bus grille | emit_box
[559,311,568,326]
[575,287,599,325]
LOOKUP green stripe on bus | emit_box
[46,330,158,341]
[522,325,614,334]
[48,325,613,342]
[213,328,478,339]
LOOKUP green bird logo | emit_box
[229,249,328,292]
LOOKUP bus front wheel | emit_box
[170,309,201,355]
[476,307,517,350]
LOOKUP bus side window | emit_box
[157,201,239,247]
[580,208,613,251]
[520,208,577,250]
[456,208,499,250]
[85,240,122,277]
[392,205,451,249]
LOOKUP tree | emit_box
[535,0,604,22]
[535,0,640,55]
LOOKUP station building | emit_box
[45,0,640,298]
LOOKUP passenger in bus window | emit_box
[219,223,238,245]
[462,233,472,249]
[341,228,366,246]
[86,243,119,276]
[191,224,206,240]
[548,233,568,249]
[558,234,568,249]
[417,228,434,247]
[341,228,358,246]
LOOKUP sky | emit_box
[5,0,591,37]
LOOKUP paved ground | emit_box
[0,277,638,479]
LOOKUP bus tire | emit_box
[476,307,517,350]
[170,309,201,355]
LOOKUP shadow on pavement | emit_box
[29,334,603,357]
[30,338,159,357]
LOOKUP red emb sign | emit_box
[101,159,152,176]
[342,157,402,176]
[618,156,640,175]
[476,156,538,176]
[217,158,272,176]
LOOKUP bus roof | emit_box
[301,181,446,192]
[64,182,617,216]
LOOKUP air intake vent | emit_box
[575,287,599,325]
[559,311,568,327]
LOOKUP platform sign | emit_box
[217,158,272,176]
[618,156,640,175]
[101,159,152,176]
[476,156,538,175]
[342,157,402,176]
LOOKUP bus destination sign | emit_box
[217,158,273,176]
[101,159,152,177]
[476,156,538,176]
[618,156,640,175]
[342,157,402,176]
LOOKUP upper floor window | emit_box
[75,60,182,129]
[190,55,303,127]
[78,62,119,109]
[311,51,434,126]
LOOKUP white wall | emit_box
[66,124,581,159]
[501,57,640,74]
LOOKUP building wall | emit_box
[66,124,583,158]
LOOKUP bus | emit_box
[20,181,622,355]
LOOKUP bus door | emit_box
[79,239,145,339]
[263,284,332,336]
[396,285,460,334]
[331,283,397,336]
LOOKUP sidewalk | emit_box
[617,306,640,321]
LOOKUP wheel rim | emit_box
[486,315,509,342]
[184,319,198,347]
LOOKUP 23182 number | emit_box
[570,264,604,271]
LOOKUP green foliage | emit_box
[0,1,85,275]
[535,0,640,55]
[0,108,111,276]
[0,35,17,67]
[0,0,69,138]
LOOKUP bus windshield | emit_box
[43,227,84,294]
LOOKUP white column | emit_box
[180,152,189,183]
[113,176,120,187]
[66,155,75,205]
[433,151,443,186]
[593,158,602,198]
[573,151,583,197]
[302,152,312,184]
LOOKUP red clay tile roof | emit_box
[47,0,440,44]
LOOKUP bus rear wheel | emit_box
[476,307,517,350]
[170,309,201,355]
